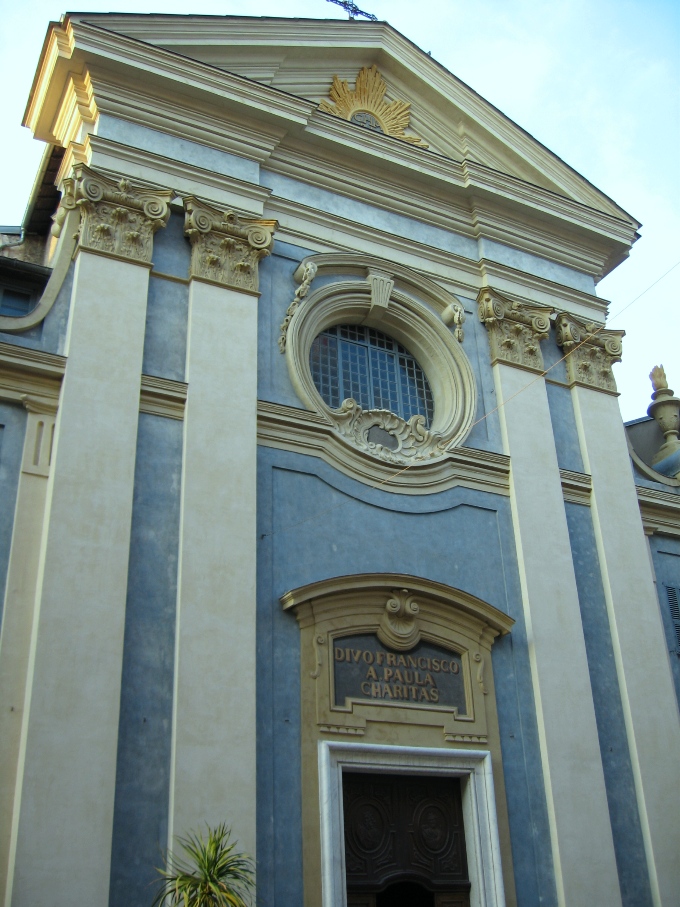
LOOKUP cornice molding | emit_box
[478,288,552,372]
[0,342,64,405]
[64,15,633,222]
[555,312,624,394]
[140,375,187,420]
[560,469,592,505]
[86,135,272,216]
[257,400,510,496]
[183,196,277,291]
[637,486,680,537]
[68,20,315,126]
[88,72,288,166]
[68,164,172,263]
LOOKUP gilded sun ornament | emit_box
[319,64,428,147]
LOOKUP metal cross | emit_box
[326,0,378,21]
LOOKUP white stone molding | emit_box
[627,437,680,489]
[281,573,513,742]
[183,196,277,293]
[283,255,476,469]
[477,288,552,372]
[559,468,593,505]
[554,312,624,393]
[69,164,172,264]
[20,395,58,478]
[637,486,680,537]
[139,375,187,421]
[257,400,511,496]
[0,188,79,334]
[318,741,507,907]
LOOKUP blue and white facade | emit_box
[0,14,678,907]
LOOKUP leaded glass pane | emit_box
[310,324,434,426]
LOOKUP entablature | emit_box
[24,16,640,289]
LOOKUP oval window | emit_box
[310,324,434,426]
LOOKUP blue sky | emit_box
[1,0,678,420]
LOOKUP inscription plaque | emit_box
[333,633,466,713]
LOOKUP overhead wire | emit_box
[259,258,680,540]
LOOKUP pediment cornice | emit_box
[24,15,639,280]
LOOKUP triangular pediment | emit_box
[66,13,634,224]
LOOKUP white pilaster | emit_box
[168,199,275,861]
[494,362,622,907]
[0,399,56,904]
[6,166,171,907]
[572,384,680,906]
[169,278,259,854]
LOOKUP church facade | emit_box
[0,14,679,907]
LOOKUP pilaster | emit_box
[168,199,276,862]
[6,167,171,907]
[480,297,622,906]
[0,397,56,902]
[571,376,680,905]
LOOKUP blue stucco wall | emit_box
[142,275,189,382]
[109,413,183,907]
[648,535,680,708]
[565,502,652,906]
[256,446,557,907]
[0,403,26,628]
[546,381,584,473]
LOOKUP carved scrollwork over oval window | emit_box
[282,255,477,471]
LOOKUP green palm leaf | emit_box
[152,823,255,907]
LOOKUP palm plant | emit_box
[152,823,255,907]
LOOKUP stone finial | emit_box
[183,197,277,293]
[650,364,668,392]
[554,313,624,393]
[67,165,172,263]
[477,289,552,371]
[647,365,680,470]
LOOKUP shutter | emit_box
[665,586,680,654]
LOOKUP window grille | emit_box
[665,586,680,654]
[310,325,434,426]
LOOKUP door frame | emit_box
[318,741,506,907]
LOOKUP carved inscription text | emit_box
[334,633,466,712]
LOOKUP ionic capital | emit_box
[555,312,624,393]
[183,196,277,293]
[477,289,552,371]
[61,165,172,264]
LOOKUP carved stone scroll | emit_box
[333,399,445,465]
[279,260,318,352]
[377,589,421,651]
[68,165,172,264]
[478,289,551,371]
[184,196,277,293]
[555,312,624,393]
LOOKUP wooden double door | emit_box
[343,772,470,907]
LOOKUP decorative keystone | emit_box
[555,312,624,393]
[647,365,680,469]
[478,289,551,371]
[377,589,421,651]
[65,165,172,263]
[183,197,277,293]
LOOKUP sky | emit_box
[1,0,678,421]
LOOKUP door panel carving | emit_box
[343,773,470,904]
